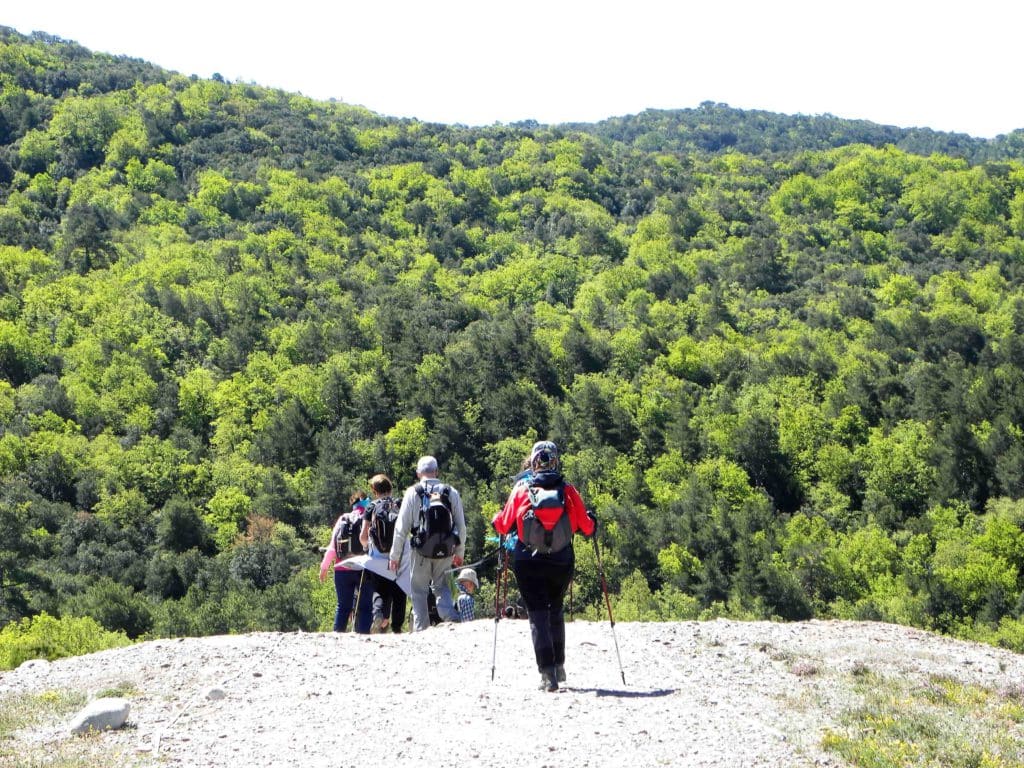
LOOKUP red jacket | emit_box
[492,479,595,540]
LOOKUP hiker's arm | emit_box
[359,518,370,549]
[389,488,415,566]
[492,489,523,537]
[565,485,595,537]
[319,519,340,581]
[452,488,468,563]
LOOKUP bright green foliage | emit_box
[4,27,1024,650]
[0,613,131,670]
[612,569,701,621]
[385,417,429,474]
[205,487,253,549]
[859,422,937,528]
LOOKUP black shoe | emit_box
[555,664,566,683]
[538,667,558,692]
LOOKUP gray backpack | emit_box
[520,481,572,554]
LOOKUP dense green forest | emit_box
[4,26,1024,652]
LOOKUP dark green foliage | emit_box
[574,102,1024,162]
[252,400,317,472]
[63,577,153,639]
[58,202,121,272]
[25,451,78,504]
[600,499,658,584]
[228,540,295,591]
[254,470,303,528]
[307,423,364,526]
[157,497,213,554]
[144,551,188,600]
[733,414,803,514]
[260,578,316,632]
[0,497,37,624]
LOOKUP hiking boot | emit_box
[538,667,558,692]
[555,664,566,683]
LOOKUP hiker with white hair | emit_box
[389,455,466,631]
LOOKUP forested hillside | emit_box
[3,26,1024,650]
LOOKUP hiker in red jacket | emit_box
[492,441,596,691]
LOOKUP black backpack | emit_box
[521,475,572,554]
[412,481,460,559]
[369,497,399,553]
[333,511,364,557]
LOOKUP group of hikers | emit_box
[318,440,596,692]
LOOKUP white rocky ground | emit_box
[2,618,1023,767]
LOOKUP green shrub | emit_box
[958,616,1024,653]
[64,577,154,639]
[305,566,338,631]
[611,571,703,621]
[0,613,131,670]
[228,539,294,590]
[261,577,317,632]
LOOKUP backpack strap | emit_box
[415,481,429,525]
[415,480,436,531]
[417,479,446,512]
[420,478,444,495]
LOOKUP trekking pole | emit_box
[569,580,574,621]
[491,544,509,680]
[353,566,367,632]
[500,549,510,615]
[592,534,626,685]
[444,545,501,573]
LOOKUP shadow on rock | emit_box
[571,688,677,698]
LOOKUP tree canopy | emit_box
[3,26,1024,650]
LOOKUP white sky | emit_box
[3,1,1022,138]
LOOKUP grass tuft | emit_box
[0,689,87,740]
[94,681,140,699]
[0,689,146,768]
[821,671,1024,767]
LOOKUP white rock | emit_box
[68,697,131,735]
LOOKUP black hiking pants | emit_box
[370,571,407,633]
[512,545,574,671]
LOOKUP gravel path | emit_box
[2,619,1022,767]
